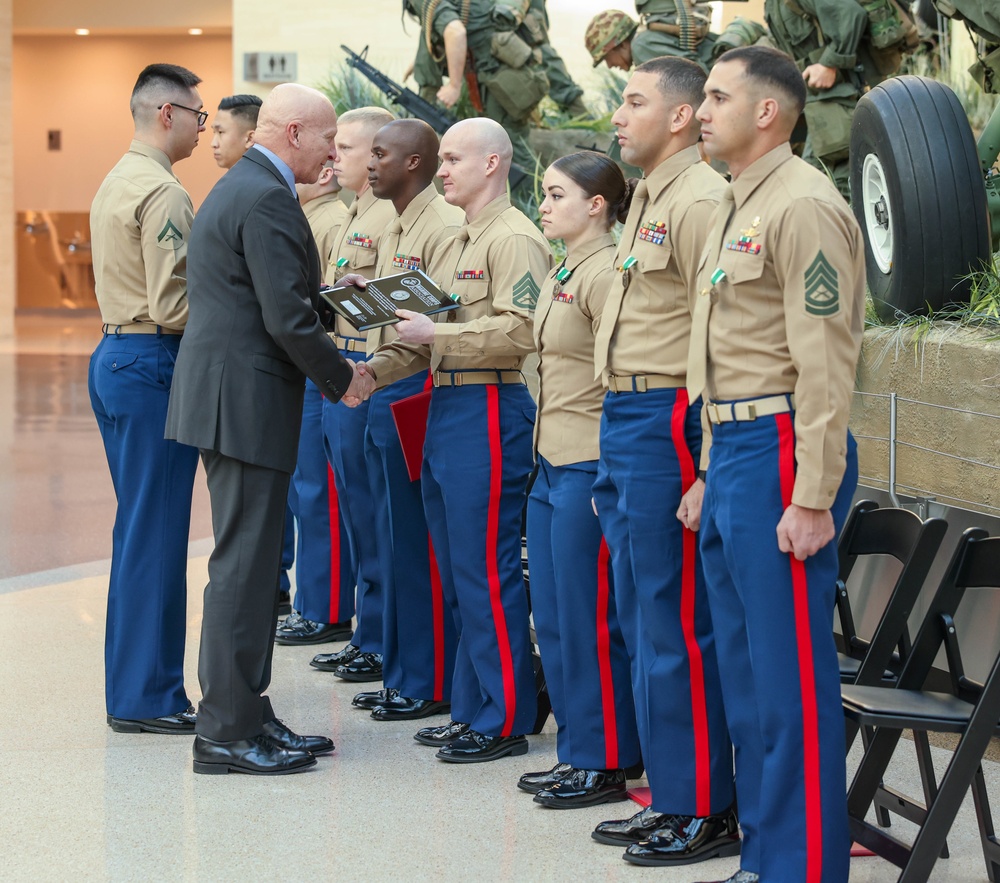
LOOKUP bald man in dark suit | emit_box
[166,83,372,776]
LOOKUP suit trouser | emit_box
[279,504,295,592]
[527,456,640,770]
[197,449,288,741]
[367,372,456,700]
[322,346,382,652]
[700,413,857,883]
[289,379,355,623]
[421,383,536,737]
[593,388,734,817]
[88,332,197,720]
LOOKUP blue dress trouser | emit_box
[322,345,382,653]
[527,456,640,770]
[88,331,198,719]
[421,383,536,737]
[367,372,456,700]
[700,410,857,883]
[279,504,295,592]
[289,379,355,624]
[593,387,734,817]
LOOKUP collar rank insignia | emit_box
[456,269,485,280]
[552,265,574,302]
[346,232,373,248]
[638,220,666,245]
[392,253,421,270]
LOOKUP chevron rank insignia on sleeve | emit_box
[156,219,184,249]
[512,271,540,310]
[804,251,839,316]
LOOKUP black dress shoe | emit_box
[533,768,628,809]
[311,644,361,671]
[353,687,399,709]
[622,808,741,866]
[262,719,335,756]
[333,652,383,682]
[413,720,470,746]
[591,806,678,846]
[436,730,529,763]
[277,590,292,617]
[274,613,353,645]
[192,734,317,775]
[517,762,573,794]
[108,705,196,734]
[693,871,759,883]
[371,698,451,721]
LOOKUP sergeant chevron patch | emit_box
[512,272,540,310]
[804,251,839,316]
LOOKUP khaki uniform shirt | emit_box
[534,233,616,466]
[368,194,552,386]
[303,192,349,268]
[325,188,397,339]
[594,145,724,385]
[365,183,464,354]
[688,144,865,510]
[90,140,194,330]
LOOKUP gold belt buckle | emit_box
[746,402,758,420]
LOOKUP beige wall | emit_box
[13,0,230,32]
[13,34,233,213]
[1,0,12,338]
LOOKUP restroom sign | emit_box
[244,52,298,83]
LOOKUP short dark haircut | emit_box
[634,55,707,110]
[130,63,201,118]
[218,93,263,128]
[551,151,631,225]
[716,45,807,116]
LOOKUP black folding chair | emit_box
[842,528,1000,882]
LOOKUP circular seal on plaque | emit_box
[389,289,411,301]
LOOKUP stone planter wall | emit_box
[850,326,1000,516]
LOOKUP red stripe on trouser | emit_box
[485,385,517,736]
[327,464,341,621]
[776,412,823,882]
[595,538,620,769]
[428,535,446,702]
[670,389,711,817]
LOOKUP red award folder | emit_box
[390,389,432,481]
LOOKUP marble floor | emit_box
[0,314,996,881]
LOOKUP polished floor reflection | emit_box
[0,314,995,881]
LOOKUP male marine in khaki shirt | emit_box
[89,63,204,736]
[350,119,464,723]
[684,45,864,883]
[589,57,737,868]
[363,118,551,763]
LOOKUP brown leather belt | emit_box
[432,370,524,388]
[102,322,182,335]
[333,335,366,352]
[705,395,795,424]
[606,374,684,393]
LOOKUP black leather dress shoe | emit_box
[333,652,383,682]
[192,734,317,775]
[371,698,450,721]
[436,730,529,763]
[352,687,399,710]
[622,808,741,866]
[274,613,353,645]
[517,762,573,794]
[277,590,292,617]
[311,644,361,671]
[262,719,335,756]
[413,720,470,746]
[108,705,196,734]
[693,871,759,883]
[533,768,628,809]
[591,806,678,846]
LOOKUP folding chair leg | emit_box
[972,763,1000,883]
[859,723,894,829]
[848,725,906,820]
[913,730,949,858]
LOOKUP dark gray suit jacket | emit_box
[165,148,353,473]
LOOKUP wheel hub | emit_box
[861,152,894,274]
